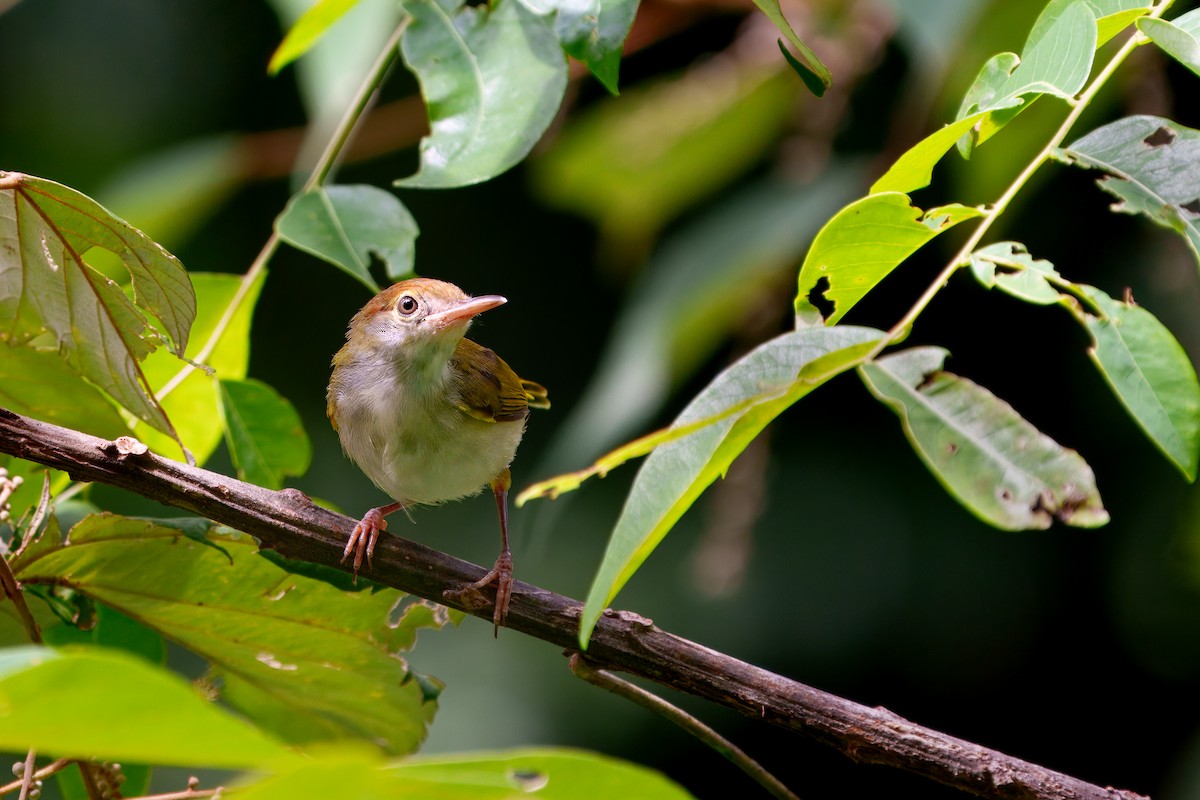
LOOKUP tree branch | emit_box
[0,407,1146,800]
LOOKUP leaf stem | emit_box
[155,17,409,403]
[0,758,68,797]
[870,1,1170,359]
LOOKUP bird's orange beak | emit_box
[426,294,506,331]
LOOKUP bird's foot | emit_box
[445,549,513,636]
[342,507,388,572]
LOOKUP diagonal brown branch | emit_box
[0,407,1146,800]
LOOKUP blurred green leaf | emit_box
[794,194,982,327]
[751,0,831,95]
[0,344,127,437]
[532,65,797,251]
[955,0,1096,156]
[518,0,639,94]
[133,271,265,462]
[219,377,313,489]
[1138,10,1200,77]
[580,326,883,646]
[276,185,418,292]
[860,347,1109,530]
[968,240,1063,304]
[1071,285,1200,480]
[1096,3,1152,46]
[13,514,451,755]
[269,0,363,74]
[872,110,990,194]
[0,645,293,767]
[0,171,195,436]
[1061,115,1200,265]
[396,0,568,188]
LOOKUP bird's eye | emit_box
[397,295,419,316]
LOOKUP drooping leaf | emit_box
[1061,115,1200,265]
[968,241,1064,305]
[1070,285,1200,480]
[532,65,798,251]
[579,326,883,646]
[0,645,293,768]
[536,168,863,470]
[1138,9,1200,78]
[12,514,451,755]
[276,185,418,292]
[132,271,266,462]
[395,0,568,188]
[218,378,313,490]
[871,111,991,194]
[955,0,1097,156]
[860,347,1109,530]
[269,0,363,74]
[0,171,196,435]
[517,0,639,95]
[231,747,694,800]
[750,0,831,95]
[794,194,982,327]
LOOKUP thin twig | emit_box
[0,758,68,797]
[570,653,800,800]
[14,751,35,800]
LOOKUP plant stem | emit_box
[0,759,69,797]
[15,751,35,800]
[155,17,409,403]
[870,0,1170,359]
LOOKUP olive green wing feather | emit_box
[451,339,549,423]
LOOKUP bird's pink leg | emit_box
[343,501,405,572]
[460,469,514,636]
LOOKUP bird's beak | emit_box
[426,294,507,331]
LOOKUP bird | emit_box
[326,277,548,633]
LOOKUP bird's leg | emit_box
[460,469,514,636]
[343,501,405,572]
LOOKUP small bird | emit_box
[327,278,549,632]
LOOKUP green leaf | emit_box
[750,0,831,95]
[955,0,1097,156]
[579,326,883,646]
[395,0,568,188]
[0,344,127,438]
[0,171,196,436]
[518,0,639,94]
[1095,4,1152,46]
[871,110,991,194]
[269,0,363,74]
[218,378,313,489]
[276,185,418,292]
[1072,285,1200,480]
[860,347,1109,530]
[794,194,982,327]
[1061,115,1200,265]
[1139,10,1200,78]
[132,271,266,462]
[0,645,293,767]
[968,241,1063,305]
[13,514,452,755]
[231,747,693,800]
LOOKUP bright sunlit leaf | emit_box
[967,241,1064,305]
[269,0,363,74]
[1138,9,1200,78]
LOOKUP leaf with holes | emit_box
[968,241,1064,305]
[1070,285,1200,480]
[0,172,196,437]
[11,514,453,755]
[579,326,883,646]
[276,185,418,292]
[1139,9,1200,79]
[794,194,982,327]
[396,0,568,188]
[218,378,312,490]
[1061,115,1200,265]
[518,0,639,95]
[860,347,1108,530]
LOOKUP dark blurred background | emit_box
[3,0,1200,797]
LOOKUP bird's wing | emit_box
[451,338,549,423]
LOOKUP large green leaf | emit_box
[276,184,418,293]
[860,347,1109,530]
[269,0,363,74]
[0,645,292,768]
[1061,115,1200,265]
[0,344,126,438]
[749,0,831,95]
[579,326,883,646]
[794,194,982,327]
[955,0,1097,156]
[396,0,568,188]
[1073,285,1200,480]
[218,378,312,489]
[12,514,451,755]
[517,0,639,95]
[132,271,266,462]
[0,172,195,435]
[1138,9,1200,78]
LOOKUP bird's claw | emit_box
[447,549,513,636]
[342,507,387,572]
